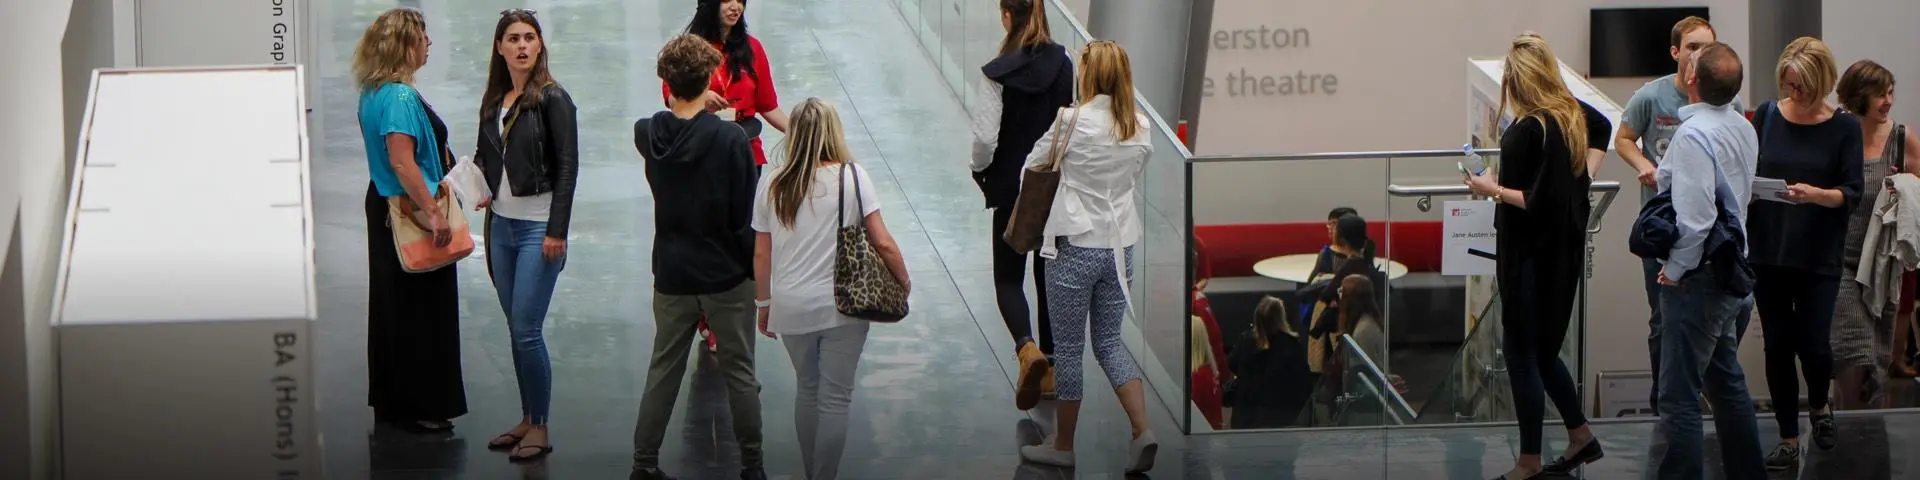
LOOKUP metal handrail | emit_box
[1340,334,1418,422]
[1387,181,1622,196]
[1191,148,1501,164]
[1041,0,1194,160]
[1386,181,1623,234]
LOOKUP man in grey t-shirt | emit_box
[1614,15,1744,416]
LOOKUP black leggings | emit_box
[991,205,1052,354]
[1499,257,1588,456]
[1751,264,1838,438]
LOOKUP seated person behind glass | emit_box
[1309,207,1361,281]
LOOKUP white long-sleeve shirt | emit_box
[1021,94,1153,258]
[1654,102,1759,279]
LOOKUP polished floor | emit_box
[309,0,1919,479]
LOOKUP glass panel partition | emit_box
[888,0,1197,432]
[1189,154,1391,431]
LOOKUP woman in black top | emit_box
[1464,33,1601,480]
[1229,296,1313,429]
[1746,37,1864,465]
[967,0,1075,411]
[473,9,579,461]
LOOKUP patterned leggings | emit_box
[1045,241,1141,401]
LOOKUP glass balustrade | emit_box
[888,0,1196,432]
[885,0,1623,440]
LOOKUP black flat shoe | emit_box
[1543,438,1605,474]
[508,443,552,462]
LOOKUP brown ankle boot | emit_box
[1015,342,1049,410]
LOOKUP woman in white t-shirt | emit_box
[751,98,910,480]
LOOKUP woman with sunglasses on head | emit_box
[473,8,578,462]
[969,0,1075,411]
[1743,37,1863,470]
[352,7,468,435]
[1463,33,1601,479]
[1015,40,1157,474]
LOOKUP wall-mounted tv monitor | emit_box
[1591,7,1711,78]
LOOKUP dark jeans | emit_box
[1751,265,1838,438]
[1643,257,1665,414]
[1656,267,1766,480]
[990,205,1052,354]
[1499,259,1588,455]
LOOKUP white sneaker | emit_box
[1127,430,1158,474]
[1019,443,1074,468]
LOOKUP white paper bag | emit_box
[446,155,490,208]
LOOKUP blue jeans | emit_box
[1643,257,1664,414]
[1655,267,1765,480]
[489,214,566,425]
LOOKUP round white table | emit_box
[1252,253,1410,284]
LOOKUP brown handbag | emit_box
[1002,106,1082,254]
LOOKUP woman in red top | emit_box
[680,0,790,350]
[669,0,789,169]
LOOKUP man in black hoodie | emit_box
[629,34,764,480]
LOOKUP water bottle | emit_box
[1459,143,1487,177]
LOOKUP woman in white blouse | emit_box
[1015,40,1158,474]
[752,98,909,480]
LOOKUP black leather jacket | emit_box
[476,84,580,239]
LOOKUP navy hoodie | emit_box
[980,43,1075,208]
[635,110,758,295]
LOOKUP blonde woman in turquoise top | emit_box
[352,7,468,434]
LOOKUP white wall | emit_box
[1824,0,1920,129]
[1192,0,1747,156]
[3,1,75,478]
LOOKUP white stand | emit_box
[54,65,318,479]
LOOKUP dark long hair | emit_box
[481,10,556,122]
[686,0,755,82]
[997,0,1052,56]
[1334,213,1376,260]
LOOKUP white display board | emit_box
[54,65,318,479]
[118,0,313,104]
[1441,200,1497,276]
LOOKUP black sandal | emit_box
[508,443,553,462]
[486,433,524,451]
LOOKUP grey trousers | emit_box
[781,322,870,480]
[632,281,763,469]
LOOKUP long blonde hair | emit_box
[1191,315,1218,377]
[353,8,428,91]
[1079,41,1142,142]
[1500,33,1588,174]
[769,98,856,229]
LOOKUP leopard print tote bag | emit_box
[834,164,911,322]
